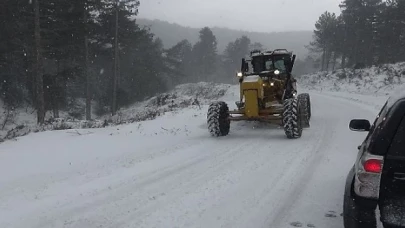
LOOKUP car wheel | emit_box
[343,187,377,228]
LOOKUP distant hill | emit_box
[136,18,314,58]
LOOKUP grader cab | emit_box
[207,49,311,139]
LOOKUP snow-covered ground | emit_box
[0,78,392,228]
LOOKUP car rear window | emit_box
[369,100,405,156]
[365,102,390,147]
[387,115,405,158]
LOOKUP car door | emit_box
[379,100,405,226]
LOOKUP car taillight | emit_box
[364,159,382,173]
[354,154,384,199]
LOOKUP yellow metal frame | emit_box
[232,75,285,125]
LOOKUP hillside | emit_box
[136,18,313,58]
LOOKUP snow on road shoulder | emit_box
[299,88,388,114]
[0,101,214,227]
[0,104,208,177]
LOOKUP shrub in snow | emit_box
[175,82,230,101]
[5,125,31,140]
[2,118,106,141]
[337,72,347,80]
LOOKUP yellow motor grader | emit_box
[207,49,311,139]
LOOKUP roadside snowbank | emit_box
[299,62,405,96]
[102,82,234,125]
[0,82,234,143]
[298,62,405,113]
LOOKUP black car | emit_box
[343,94,405,228]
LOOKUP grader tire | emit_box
[283,98,303,139]
[207,101,230,137]
[299,93,311,120]
[298,93,310,128]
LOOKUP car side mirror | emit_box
[349,119,371,132]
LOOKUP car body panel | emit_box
[378,100,405,226]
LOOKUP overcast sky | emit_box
[138,0,342,32]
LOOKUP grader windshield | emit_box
[251,54,291,74]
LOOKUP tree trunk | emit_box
[341,52,346,69]
[332,52,337,71]
[34,0,45,124]
[84,4,91,120]
[116,41,121,88]
[321,48,326,71]
[111,1,118,116]
[52,61,60,118]
[53,78,59,118]
[52,95,59,118]
[325,50,331,72]
[53,107,59,118]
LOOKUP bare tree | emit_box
[84,2,91,120]
[111,0,119,116]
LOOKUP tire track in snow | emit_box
[72,126,297,228]
[0,137,210,227]
[265,100,336,227]
[1,90,383,228]
[109,136,280,227]
[264,92,378,228]
[166,118,330,227]
[27,138,258,228]
[225,104,332,228]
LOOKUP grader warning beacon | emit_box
[207,49,311,139]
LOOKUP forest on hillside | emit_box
[136,18,313,57]
[308,0,405,71]
[1,0,404,126]
[1,0,318,125]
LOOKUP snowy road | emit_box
[0,89,382,228]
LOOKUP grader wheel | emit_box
[207,101,230,137]
[298,93,311,128]
[283,98,303,139]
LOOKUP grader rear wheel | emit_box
[298,93,311,128]
[283,98,303,139]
